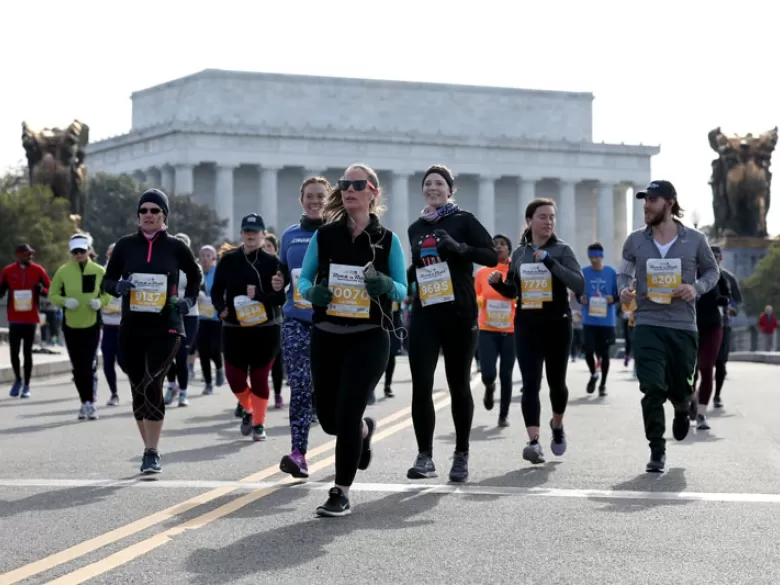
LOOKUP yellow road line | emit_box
[43,396,452,585]
[0,393,443,585]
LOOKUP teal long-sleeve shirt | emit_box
[297,231,408,302]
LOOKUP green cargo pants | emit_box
[634,324,698,452]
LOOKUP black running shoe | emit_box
[646,450,666,473]
[140,448,162,474]
[316,487,351,517]
[673,408,690,441]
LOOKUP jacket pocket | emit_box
[82,274,97,294]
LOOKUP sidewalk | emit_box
[0,342,75,384]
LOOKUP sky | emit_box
[2,0,778,232]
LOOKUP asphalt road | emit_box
[1,357,779,585]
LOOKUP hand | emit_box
[219,308,228,319]
[88,298,102,311]
[433,230,465,255]
[620,287,635,305]
[606,295,614,304]
[176,297,193,315]
[673,284,697,302]
[365,273,393,297]
[728,307,737,317]
[307,280,333,307]
[580,295,588,304]
[115,280,135,296]
[488,271,502,284]
[247,285,256,299]
[271,271,284,292]
[64,298,80,310]
[533,249,548,262]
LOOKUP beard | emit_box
[646,208,667,226]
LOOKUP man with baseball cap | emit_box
[618,180,720,472]
[0,243,52,398]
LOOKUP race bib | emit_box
[520,264,552,310]
[129,273,167,313]
[103,297,122,314]
[291,268,312,310]
[416,264,455,307]
[234,294,268,327]
[485,299,512,329]
[197,293,216,318]
[13,290,33,312]
[646,258,682,305]
[589,296,608,318]
[327,264,370,319]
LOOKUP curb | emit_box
[0,355,103,384]
[729,351,780,365]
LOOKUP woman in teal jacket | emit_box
[49,234,112,420]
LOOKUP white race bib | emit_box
[589,296,608,318]
[103,297,122,315]
[13,290,33,312]
[129,273,167,313]
[327,264,370,319]
[646,258,682,305]
[520,264,552,310]
[485,299,512,329]
[291,268,312,309]
[416,264,455,307]
[197,292,216,319]
[234,294,268,327]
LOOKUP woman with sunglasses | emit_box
[210,213,286,442]
[104,189,202,474]
[297,163,407,517]
[49,233,112,420]
[406,164,497,484]
[273,176,330,479]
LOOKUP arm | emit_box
[715,275,731,307]
[489,258,518,299]
[693,237,720,295]
[616,238,637,294]
[609,268,619,303]
[179,244,203,308]
[38,266,51,296]
[387,233,408,302]
[48,267,66,308]
[461,214,499,266]
[210,257,228,314]
[298,231,319,301]
[263,258,287,306]
[278,232,291,288]
[474,269,484,305]
[103,241,124,296]
[542,245,585,296]
[727,272,743,306]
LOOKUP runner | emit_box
[620,280,638,378]
[195,245,224,395]
[711,246,742,408]
[0,243,51,398]
[49,234,111,420]
[210,213,285,442]
[580,242,618,397]
[617,180,719,472]
[474,234,516,427]
[262,233,285,409]
[368,302,404,405]
[101,243,124,406]
[490,198,584,464]
[276,176,329,478]
[104,188,202,474]
[297,163,407,516]
[406,164,497,483]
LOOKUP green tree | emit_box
[81,173,228,261]
[742,245,780,315]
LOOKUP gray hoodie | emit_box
[617,221,719,332]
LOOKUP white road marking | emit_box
[2,477,780,504]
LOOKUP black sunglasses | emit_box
[71,248,87,255]
[338,179,373,192]
[139,207,162,215]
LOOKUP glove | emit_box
[365,273,393,297]
[64,298,80,310]
[176,297,193,315]
[88,298,102,311]
[433,230,466,255]
[305,280,333,307]
[115,280,135,296]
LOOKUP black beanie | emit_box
[493,233,512,250]
[138,188,169,218]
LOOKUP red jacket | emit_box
[0,261,51,324]
[758,312,778,334]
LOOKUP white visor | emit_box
[69,237,90,252]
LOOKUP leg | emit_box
[582,326,599,393]
[8,324,23,393]
[597,327,615,392]
[408,309,442,455]
[246,326,281,436]
[440,319,478,454]
[384,354,396,387]
[272,357,283,397]
[21,324,36,387]
[478,331,499,410]
[310,327,345,437]
[497,333,515,420]
[141,336,180,447]
[222,327,253,418]
[515,326,545,434]
[281,319,313,455]
[196,322,213,385]
[101,326,118,395]
[178,317,199,393]
[714,326,731,404]
[544,318,573,456]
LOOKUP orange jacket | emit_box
[475,263,516,333]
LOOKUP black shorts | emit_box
[582,325,616,356]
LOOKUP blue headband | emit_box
[588,250,604,258]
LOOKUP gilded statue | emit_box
[709,126,777,238]
[21,120,90,220]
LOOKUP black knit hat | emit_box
[138,188,169,218]
[492,233,512,250]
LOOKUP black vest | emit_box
[313,215,393,328]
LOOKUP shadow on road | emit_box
[0,484,125,518]
[588,468,690,513]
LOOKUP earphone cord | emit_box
[360,228,408,343]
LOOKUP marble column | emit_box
[478,175,498,235]
[557,180,577,244]
[132,170,146,185]
[174,164,194,196]
[391,172,410,236]
[518,177,537,232]
[598,182,615,265]
[632,183,646,231]
[260,165,281,232]
[215,164,237,238]
[161,166,174,194]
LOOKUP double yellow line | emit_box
[1,392,452,585]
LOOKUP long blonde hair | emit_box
[324,163,385,224]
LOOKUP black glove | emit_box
[305,280,333,307]
[115,279,135,296]
[433,229,466,255]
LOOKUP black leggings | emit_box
[409,309,478,455]
[272,357,283,396]
[121,330,180,421]
[196,319,223,385]
[63,323,101,404]
[515,316,572,428]
[8,323,36,385]
[167,316,199,390]
[478,330,515,418]
[715,326,731,398]
[311,326,389,487]
[384,354,396,387]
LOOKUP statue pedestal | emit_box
[716,236,772,280]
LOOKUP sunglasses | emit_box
[139,207,162,215]
[338,179,375,192]
[71,248,87,255]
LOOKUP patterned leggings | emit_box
[281,319,314,454]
